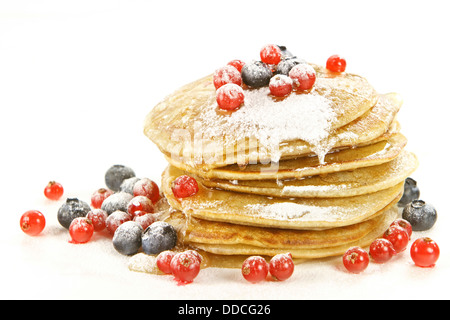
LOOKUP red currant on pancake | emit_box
[227,59,245,72]
[20,210,46,236]
[326,54,347,72]
[289,63,316,91]
[269,75,293,97]
[342,247,369,274]
[213,65,242,90]
[410,237,440,268]
[260,44,282,65]
[216,83,245,111]
[44,181,64,200]
[172,175,199,198]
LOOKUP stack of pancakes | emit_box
[143,63,418,264]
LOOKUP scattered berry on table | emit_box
[101,191,133,215]
[133,178,160,204]
[156,250,176,274]
[170,251,201,284]
[86,209,108,232]
[216,83,245,110]
[213,65,242,90]
[69,217,94,244]
[326,54,347,72]
[106,210,132,235]
[390,218,412,239]
[241,256,269,283]
[127,195,154,217]
[383,225,409,253]
[260,44,282,65]
[112,221,143,255]
[44,181,64,201]
[227,59,245,72]
[269,253,294,281]
[57,198,91,229]
[171,175,199,198]
[369,238,396,263]
[289,63,316,91]
[105,165,136,192]
[342,247,369,274]
[402,200,437,231]
[269,75,293,97]
[119,177,141,194]
[91,188,113,209]
[241,61,273,88]
[410,237,440,268]
[20,210,46,236]
[398,177,420,206]
[141,221,177,255]
[133,211,157,230]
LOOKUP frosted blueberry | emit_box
[105,165,136,191]
[402,200,437,231]
[141,221,177,255]
[398,177,420,206]
[119,177,141,194]
[101,192,133,215]
[112,221,143,255]
[57,198,91,229]
[276,57,306,76]
[241,61,272,88]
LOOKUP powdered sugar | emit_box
[199,86,336,162]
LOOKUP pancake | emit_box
[183,206,398,259]
[199,150,418,198]
[144,64,379,169]
[162,165,404,230]
[166,133,407,181]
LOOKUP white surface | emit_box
[1,0,449,300]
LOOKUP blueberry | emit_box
[57,198,91,229]
[119,177,141,194]
[402,200,437,231]
[398,177,420,207]
[105,165,136,191]
[241,61,273,88]
[112,221,143,255]
[141,221,177,255]
[277,45,296,59]
[101,191,133,215]
[276,57,306,76]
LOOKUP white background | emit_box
[1,0,449,299]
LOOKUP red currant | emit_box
[383,225,409,253]
[213,65,242,90]
[216,83,245,111]
[289,64,316,91]
[269,253,294,281]
[369,238,396,263]
[185,249,203,264]
[156,250,176,274]
[132,212,156,230]
[20,210,46,236]
[269,75,293,97]
[227,59,245,72]
[260,44,282,65]
[410,237,440,268]
[326,54,347,72]
[106,211,132,235]
[342,247,369,274]
[91,188,113,209]
[86,209,108,232]
[133,178,160,204]
[390,218,412,239]
[127,196,154,217]
[44,181,64,201]
[170,251,201,284]
[69,217,94,244]
[172,175,199,198]
[241,256,269,283]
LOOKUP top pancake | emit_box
[144,64,379,169]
